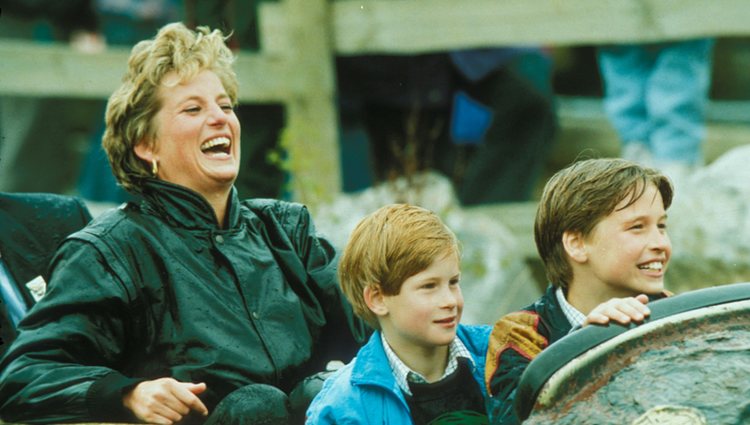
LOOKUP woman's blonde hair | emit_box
[338,204,460,329]
[103,22,238,194]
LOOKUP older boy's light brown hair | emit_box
[338,204,460,329]
[103,22,238,194]
[535,158,673,290]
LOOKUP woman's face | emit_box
[135,69,241,198]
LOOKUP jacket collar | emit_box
[536,285,574,343]
[350,326,486,392]
[139,179,240,230]
[351,330,402,392]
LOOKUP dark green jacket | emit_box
[0,180,366,423]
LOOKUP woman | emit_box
[0,23,365,425]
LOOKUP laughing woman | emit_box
[0,23,365,425]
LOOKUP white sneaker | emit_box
[655,161,694,191]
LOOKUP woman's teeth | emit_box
[200,137,230,152]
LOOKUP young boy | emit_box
[306,204,492,424]
[485,158,673,424]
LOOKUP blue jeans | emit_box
[597,39,714,166]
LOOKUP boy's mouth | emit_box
[434,316,458,326]
[638,261,664,271]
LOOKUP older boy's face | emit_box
[582,183,671,299]
[380,251,463,355]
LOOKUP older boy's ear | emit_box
[562,230,587,264]
[364,284,389,317]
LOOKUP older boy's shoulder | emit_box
[487,310,550,362]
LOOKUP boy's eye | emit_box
[184,106,200,113]
[449,278,460,286]
[220,104,234,111]
[629,224,644,230]
[420,283,437,290]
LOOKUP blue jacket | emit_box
[306,324,492,424]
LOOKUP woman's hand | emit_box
[123,377,209,424]
[583,294,651,327]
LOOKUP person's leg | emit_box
[338,100,376,192]
[203,383,291,425]
[453,54,557,204]
[597,44,655,162]
[363,103,445,183]
[647,38,715,167]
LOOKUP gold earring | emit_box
[151,159,158,176]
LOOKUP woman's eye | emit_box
[184,106,200,113]
[220,105,234,111]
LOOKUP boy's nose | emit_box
[440,286,461,308]
[650,228,671,251]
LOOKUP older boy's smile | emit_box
[580,183,671,300]
[638,261,664,271]
[638,260,666,275]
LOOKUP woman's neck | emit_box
[203,188,232,229]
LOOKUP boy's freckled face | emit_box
[582,183,671,298]
[380,251,463,353]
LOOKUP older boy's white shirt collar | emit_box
[381,332,473,396]
[556,287,587,328]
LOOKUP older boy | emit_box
[485,158,673,424]
[306,204,492,424]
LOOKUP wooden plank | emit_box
[0,39,296,103]
[281,0,342,205]
[329,0,750,54]
[0,40,128,99]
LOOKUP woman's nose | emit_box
[208,104,228,125]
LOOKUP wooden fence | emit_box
[2,0,750,207]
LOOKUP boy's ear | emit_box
[364,283,389,317]
[562,230,588,264]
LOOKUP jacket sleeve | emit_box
[0,238,141,424]
[485,311,549,425]
[304,363,364,425]
[288,204,369,363]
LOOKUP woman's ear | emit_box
[134,140,155,163]
[364,284,389,318]
[562,230,588,264]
